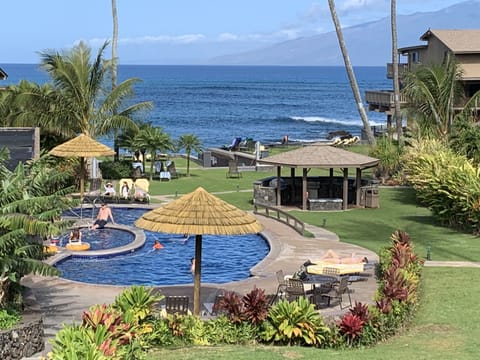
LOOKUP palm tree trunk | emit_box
[112,0,120,161]
[391,0,403,140]
[186,151,191,176]
[328,0,375,145]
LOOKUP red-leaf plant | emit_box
[242,287,269,325]
[339,313,364,343]
[216,291,244,324]
[349,301,370,323]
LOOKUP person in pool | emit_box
[91,203,115,230]
[153,240,163,250]
[69,228,82,243]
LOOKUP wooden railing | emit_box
[253,204,305,235]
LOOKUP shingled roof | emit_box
[257,144,379,169]
[420,29,480,54]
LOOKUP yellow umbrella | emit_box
[49,134,115,200]
[135,186,264,315]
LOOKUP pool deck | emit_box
[22,204,378,359]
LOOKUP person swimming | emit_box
[153,240,163,250]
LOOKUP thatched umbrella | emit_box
[49,134,115,200]
[135,186,264,315]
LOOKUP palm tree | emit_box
[0,151,75,307]
[177,134,202,176]
[402,54,464,137]
[132,126,174,180]
[38,41,152,139]
[391,0,403,139]
[111,0,120,160]
[328,0,375,145]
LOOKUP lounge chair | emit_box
[101,180,117,203]
[226,160,242,179]
[134,178,151,203]
[118,178,134,202]
[165,296,190,315]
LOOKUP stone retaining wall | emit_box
[0,312,44,360]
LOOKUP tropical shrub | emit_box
[0,151,76,308]
[260,297,330,346]
[215,287,270,326]
[402,138,480,233]
[113,285,163,324]
[0,308,20,329]
[99,160,133,180]
[369,135,405,184]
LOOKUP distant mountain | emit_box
[207,0,480,66]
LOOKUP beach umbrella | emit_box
[135,186,264,315]
[49,134,115,200]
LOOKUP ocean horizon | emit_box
[1,64,391,149]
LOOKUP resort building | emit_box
[365,29,480,127]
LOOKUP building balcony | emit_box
[365,90,406,113]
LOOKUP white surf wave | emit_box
[290,116,384,127]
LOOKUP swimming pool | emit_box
[56,207,270,286]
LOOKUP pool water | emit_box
[58,228,134,250]
[57,208,270,286]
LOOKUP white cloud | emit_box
[340,0,383,11]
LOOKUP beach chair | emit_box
[101,180,117,203]
[134,178,150,203]
[226,160,242,178]
[165,296,190,315]
[118,178,134,202]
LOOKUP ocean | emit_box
[2,64,391,148]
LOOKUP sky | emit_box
[1,0,472,64]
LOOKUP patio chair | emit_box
[321,276,352,309]
[165,296,190,315]
[285,278,306,302]
[202,294,224,317]
[275,270,288,299]
[226,160,242,179]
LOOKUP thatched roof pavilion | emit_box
[257,144,380,210]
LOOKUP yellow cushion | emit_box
[306,261,364,275]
